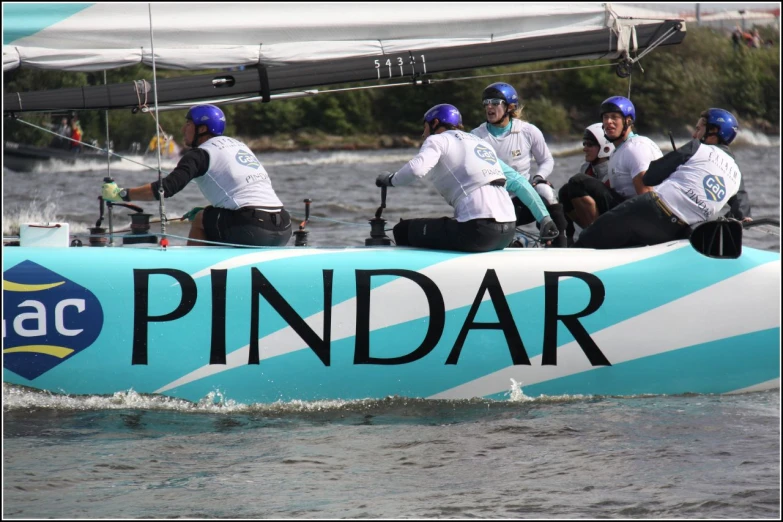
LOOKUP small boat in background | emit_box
[3,140,121,172]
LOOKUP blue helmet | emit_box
[600,96,636,122]
[423,104,462,127]
[703,108,739,145]
[482,82,519,105]
[186,104,226,136]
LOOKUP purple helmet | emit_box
[482,82,519,105]
[703,108,739,145]
[600,96,636,122]
[423,104,462,127]
[186,104,226,136]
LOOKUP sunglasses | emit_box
[482,98,505,107]
[582,140,599,147]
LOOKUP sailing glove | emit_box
[530,174,552,188]
[538,215,559,241]
[101,181,125,202]
[375,171,395,187]
[183,206,205,222]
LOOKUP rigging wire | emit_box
[146,62,619,112]
[148,3,167,237]
[9,118,171,171]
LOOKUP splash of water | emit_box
[2,193,63,236]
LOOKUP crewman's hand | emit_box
[101,182,124,202]
[376,171,395,187]
[182,206,205,222]
[538,215,559,242]
[530,174,552,188]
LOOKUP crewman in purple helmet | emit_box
[600,95,663,199]
[102,104,291,247]
[376,103,557,252]
[471,82,569,247]
[575,108,744,249]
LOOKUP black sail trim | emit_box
[3,21,685,113]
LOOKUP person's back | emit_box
[653,139,741,225]
[101,104,291,247]
[195,135,284,211]
[375,104,518,252]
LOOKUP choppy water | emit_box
[3,137,781,518]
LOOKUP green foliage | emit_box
[3,26,779,148]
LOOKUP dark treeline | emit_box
[3,26,779,151]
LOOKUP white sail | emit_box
[2,2,666,72]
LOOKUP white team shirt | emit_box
[196,136,283,210]
[471,120,554,181]
[608,134,663,199]
[392,130,516,223]
[654,143,742,225]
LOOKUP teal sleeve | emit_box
[499,159,549,222]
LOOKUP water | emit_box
[3,138,781,518]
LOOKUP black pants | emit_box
[393,217,516,253]
[510,197,568,248]
[573,192,689,249]
[559,174,626,242]
[203,206,292,247]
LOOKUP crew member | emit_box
[102,104,291,247]
[470,82,568,247]
[557,123,617,245]
[375,103,557,252]
[574,108,743,249]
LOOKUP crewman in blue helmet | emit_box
[575,108,744,249]
[101,104,291,247]
[471,82,569,247]
[375,103,558,252]
[562,96,664,237]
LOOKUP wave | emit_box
[2,382,595,415]
[259,150,417,167]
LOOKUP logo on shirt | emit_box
[474,143,498,165]
[511,149,522,157]
[3,260,104,380]
[703,175,727,202]
[235,150,261,169]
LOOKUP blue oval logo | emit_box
[703,175,726,202]
[235,149,261,169]
[474,143,498,165]
[3,260,104,380]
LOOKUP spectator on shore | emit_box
[751,29,762,49]
[50,117,71,150]
[70,116,83,153]
[731,25,743,50]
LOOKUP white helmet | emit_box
[584,123,614,159]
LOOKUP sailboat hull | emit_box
[3,242,780,403]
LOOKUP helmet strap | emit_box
[189,125,211,148]
[700,130,720,144]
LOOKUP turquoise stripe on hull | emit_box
[487,328,781,399]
